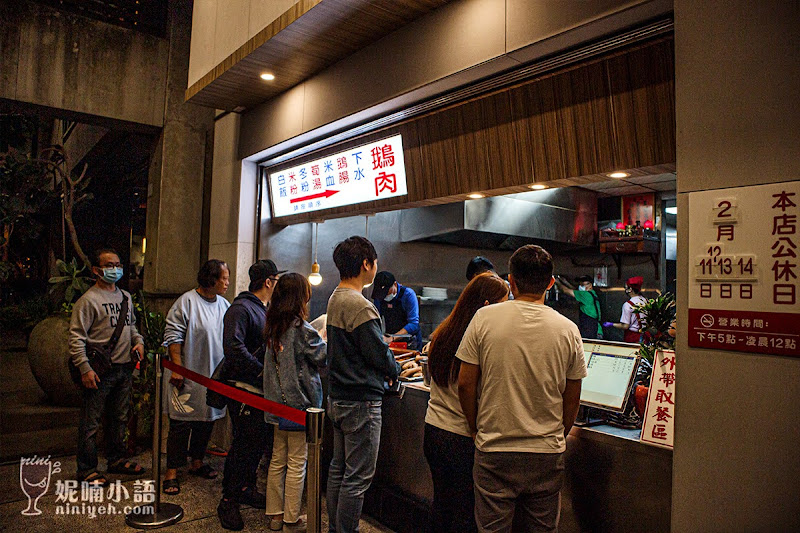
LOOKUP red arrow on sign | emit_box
[289,189,340,204]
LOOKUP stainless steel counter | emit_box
[362,384,672,533]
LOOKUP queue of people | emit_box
[68,241,652,532]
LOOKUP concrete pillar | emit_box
[144,0,215,302]
[208,112,259,301]
[673,1,800,531]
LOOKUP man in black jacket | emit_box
[218,259,284,531]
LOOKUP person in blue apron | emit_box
[555,275,604,339]
[371,271,422,350]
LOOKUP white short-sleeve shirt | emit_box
[620,295,647,332]
[456,300,587,453]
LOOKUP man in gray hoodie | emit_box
[69,248,145,486]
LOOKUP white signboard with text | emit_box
[640,349,676,449]
[268,134,408,218]
[687,181,799,357]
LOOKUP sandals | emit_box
[188,464,218,479]
[162,478,180,495]
[108,460,145,475]
[80,472,110,488]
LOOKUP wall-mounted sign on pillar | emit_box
[267,134,408,218]
[688,181,799,357]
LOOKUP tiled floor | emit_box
[0,450,394,532]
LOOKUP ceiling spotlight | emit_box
[529,184,548,190]
[665,206,677,215]
[467,193,485,199]
[260,73,275,81]
[608,171,629,179]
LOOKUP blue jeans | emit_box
[326,399,382,533]
[77,363,133,478]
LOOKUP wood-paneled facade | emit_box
[267,37,675,225]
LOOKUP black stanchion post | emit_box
[305,408,325,533]
[126,351,184,529]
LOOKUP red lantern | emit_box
[643,220,654,230]
[616,222,625,229]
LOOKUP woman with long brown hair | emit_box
[423,272,509,533]
[262,273,326,532]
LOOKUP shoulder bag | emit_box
[69,294,129,386]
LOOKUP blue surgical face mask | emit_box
[384,292,396,302]
[101,267,124,284]
[578,285,588,292]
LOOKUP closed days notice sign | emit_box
[688,180,800,357]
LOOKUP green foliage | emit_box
[0,147,57,249]
[633,292,676,364]
[131,293,166,438]
[48,258,92,308]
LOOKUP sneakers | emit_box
[239,487,267,509]
[268,516,284,531]
[217,498,244,531]
[284,516,307,532]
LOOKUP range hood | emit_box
[399,188,598,252]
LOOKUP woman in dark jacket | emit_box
[263,273,326,532]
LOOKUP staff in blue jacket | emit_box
[371,271,422,350]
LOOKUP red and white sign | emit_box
[688,181,799,357]
[268,134,408,218]
[640,349,676,449]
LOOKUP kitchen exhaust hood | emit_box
[399,188,598,251]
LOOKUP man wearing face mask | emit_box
[68,248,146,487]
[371,271,422,350]
[554,275,604,339]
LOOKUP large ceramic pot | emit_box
[27,315,82,407]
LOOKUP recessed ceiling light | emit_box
[608,171,629,179]
[467,193,485,199]
[260,73,275,81]
[665,206,678,215]
[529,184,548,190]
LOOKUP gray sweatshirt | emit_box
[68,285,144,375]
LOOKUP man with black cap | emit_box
[604,276,647,344]
[218,259,285,531]
[371,271,422,350]
[554,274,604,339]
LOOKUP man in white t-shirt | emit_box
[457,245,587,532]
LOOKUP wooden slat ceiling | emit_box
[185,0,452,111]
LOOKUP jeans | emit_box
[423,423,477,533]
[222,399,273,500]
[326,399,383,533]
[473,450,565,533]
[266,427,308,523]
[166,419,215,469]
[77,363,134,478]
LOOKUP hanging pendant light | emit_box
[308,222,323,286]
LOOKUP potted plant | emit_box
[127,293,166,450]
[632,292,676,417]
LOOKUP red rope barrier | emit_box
[161,359,306,426]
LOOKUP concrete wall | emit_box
[0,1,168,127]
[207,112,260,301]
[144,0,216,297]
[239,0,669,159]
[187,0,298,87]
[672,1,800,531]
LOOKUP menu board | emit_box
[640,349,676,449]
[687,181,800,357]
[268,134,408,218]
